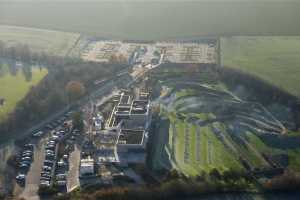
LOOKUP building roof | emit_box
[118,129,144,145]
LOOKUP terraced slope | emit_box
[150,72,300,176]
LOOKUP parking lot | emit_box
[12,111,84,198]
[18,138,46,200]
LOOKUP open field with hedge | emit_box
[221,36,300,98]
[0,25,80,56]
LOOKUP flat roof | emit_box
[118,129,144,145]
[131,100,148,114]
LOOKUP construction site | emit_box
[81,40,217,65]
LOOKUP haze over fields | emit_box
[1,0,300,40]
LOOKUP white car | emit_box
[40,180,50,187]
[32,131,43,137]
[16,174,26,181]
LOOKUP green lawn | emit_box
[0,67,48,121]
[0,25,80,56]
[221,36,300,97]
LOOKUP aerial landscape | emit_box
[0,0,300,200]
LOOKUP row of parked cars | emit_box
[16,143,35,184]
[40,135,58,187]
[32,111,72,138]
[40,127,71,187]
[55,155,69,188]
[15,111,73,188]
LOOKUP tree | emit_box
[222,169,241,182]
[209,168,221,180]
[65,80,85,103]
[263,170,300,191]
[72,111,84,131]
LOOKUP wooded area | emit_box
[0,41,127,141]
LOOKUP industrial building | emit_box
[79,156,95,177]
[94,90,151,166]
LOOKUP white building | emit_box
[80,156,95,176]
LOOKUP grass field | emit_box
[0,25,80,56]
[221,36,300,97]
[0,66,48,121]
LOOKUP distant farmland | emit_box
[0,25,80,56]
[221,36,300,98]
[1,1,300,40]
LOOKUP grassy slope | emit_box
[0,25,80,56]
[246,131,300,171]
[0,67,48,121]
[221,36,300,97]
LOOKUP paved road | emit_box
[67,144,80,192]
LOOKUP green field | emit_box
[0,67,48,121]
[0,25,80,56]
[221,36,300,97]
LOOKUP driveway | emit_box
[67,144,80,192]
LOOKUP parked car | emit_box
[56,180,66,186]
[23,149,33,153]
[32,131,43,137]
[46,124,54,130]
[22,152,33,158]
[21,156,32,162]
[56,174,66,180]
[40,180,50,187]
[44,160,54,167]
[24,144,34,150]
[40,175,51,181]
[19,163,30,170]
[52,135,59,141]
[47,140,56,144]
[43,166,52,171]
[41,171,51,176]
[63,154,69,161]
[16,174,26,182]
[45,155,55,161]
[57,160,66,168]
[46,145,55,150]
[46,149,55,153]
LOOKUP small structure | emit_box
[93,113,104,131]
[80,156,95,177]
